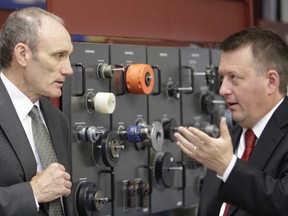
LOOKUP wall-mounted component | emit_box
[135,179,150,209]
[117,118,164,152]
[123,179,150,211]
[71,63,116,114]
[76,125,105,143]
[193,117,219,138]
[71,63,86,96]
[64,43,113,216]
[75,181,109,216]
[75,124,123,168]
[86,91,116,114]
[205,65,220,92]
[93,130,123,168]
[151,65,161,96]
[126,64,154,94]
[200,91,225,115]
[162,118,178,142]
[166,66,194,99]
[96,63,123,80]
[152,152,183,189]
[80,63,118,80]
[122,180,135,211]
[113,63,161,96]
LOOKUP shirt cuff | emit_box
[217,155,237,182]
[34,194,40,211]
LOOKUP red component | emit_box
[126,64,154,95]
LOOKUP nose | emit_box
[61,59,73,76]
[219,77,231,96]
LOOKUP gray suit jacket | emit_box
[197,96,288,216]
[0,78,72,216]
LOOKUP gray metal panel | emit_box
[211,49,221,67]
[179,47,210,208]
[110,44,150,216]
[61,42,218,216]
[63,42,113,216]
[180,47,210,126]
[147,46,183,213]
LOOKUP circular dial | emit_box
[153,152,176,188]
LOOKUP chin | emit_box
[45,90,62,99]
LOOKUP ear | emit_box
[14,43,31,67]
[266,69,280,95]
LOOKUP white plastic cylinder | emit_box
[93,92,116,114]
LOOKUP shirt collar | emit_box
[0,72,39,121]
[247,98,284,139]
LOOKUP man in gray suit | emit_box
[174,27,288,216]
[0,7,73,215]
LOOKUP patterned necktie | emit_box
[241,129,256,161]
[29,105,64,216]
[223,129,256,216]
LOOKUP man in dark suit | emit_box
[0,7,73,215]
[174,27,288,216]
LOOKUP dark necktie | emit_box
[29,105,64,216]
[241,129,257,161]
[223,129,256,216]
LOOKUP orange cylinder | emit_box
[126,64,155,95]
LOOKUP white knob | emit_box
[93,92,116,114]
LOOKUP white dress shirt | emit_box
[1,72,45,173]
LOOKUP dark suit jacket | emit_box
[0,78,72,216]
[197,96,288,216]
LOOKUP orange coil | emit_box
[126,64,155,95]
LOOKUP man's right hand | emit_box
[30,163,72,203]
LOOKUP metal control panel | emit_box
[147,46,183,214]
[62,43,225,216]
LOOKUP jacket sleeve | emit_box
[220,158,288,216]
[0,182,42,216]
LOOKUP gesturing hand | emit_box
[174,117,234,176]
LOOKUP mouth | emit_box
[55,80,64,87]
[226,102,238,109]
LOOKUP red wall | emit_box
[0,10,13,27]
[46,0,254,44]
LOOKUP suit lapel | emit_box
[249,121,282,169]
[249,97,288,170]
[0,78,37,180]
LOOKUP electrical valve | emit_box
[76,126,123,167]
[166,80,193,99]
[200,91,225,115]
[166,65,194,99]
[93,130,124,168]
[193,65,220,93]
[125,64,155,94]
[117,119,164,152]
[205,65,222,92]
[75,181,109,216]
[162,118,178,142]
[122,179,150,211]
[86,91,116,114]
[112,64,161,95]
[135,179,149,209]
[96,63,123,80]
[152,152,183,188]
[76,125,105,143]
